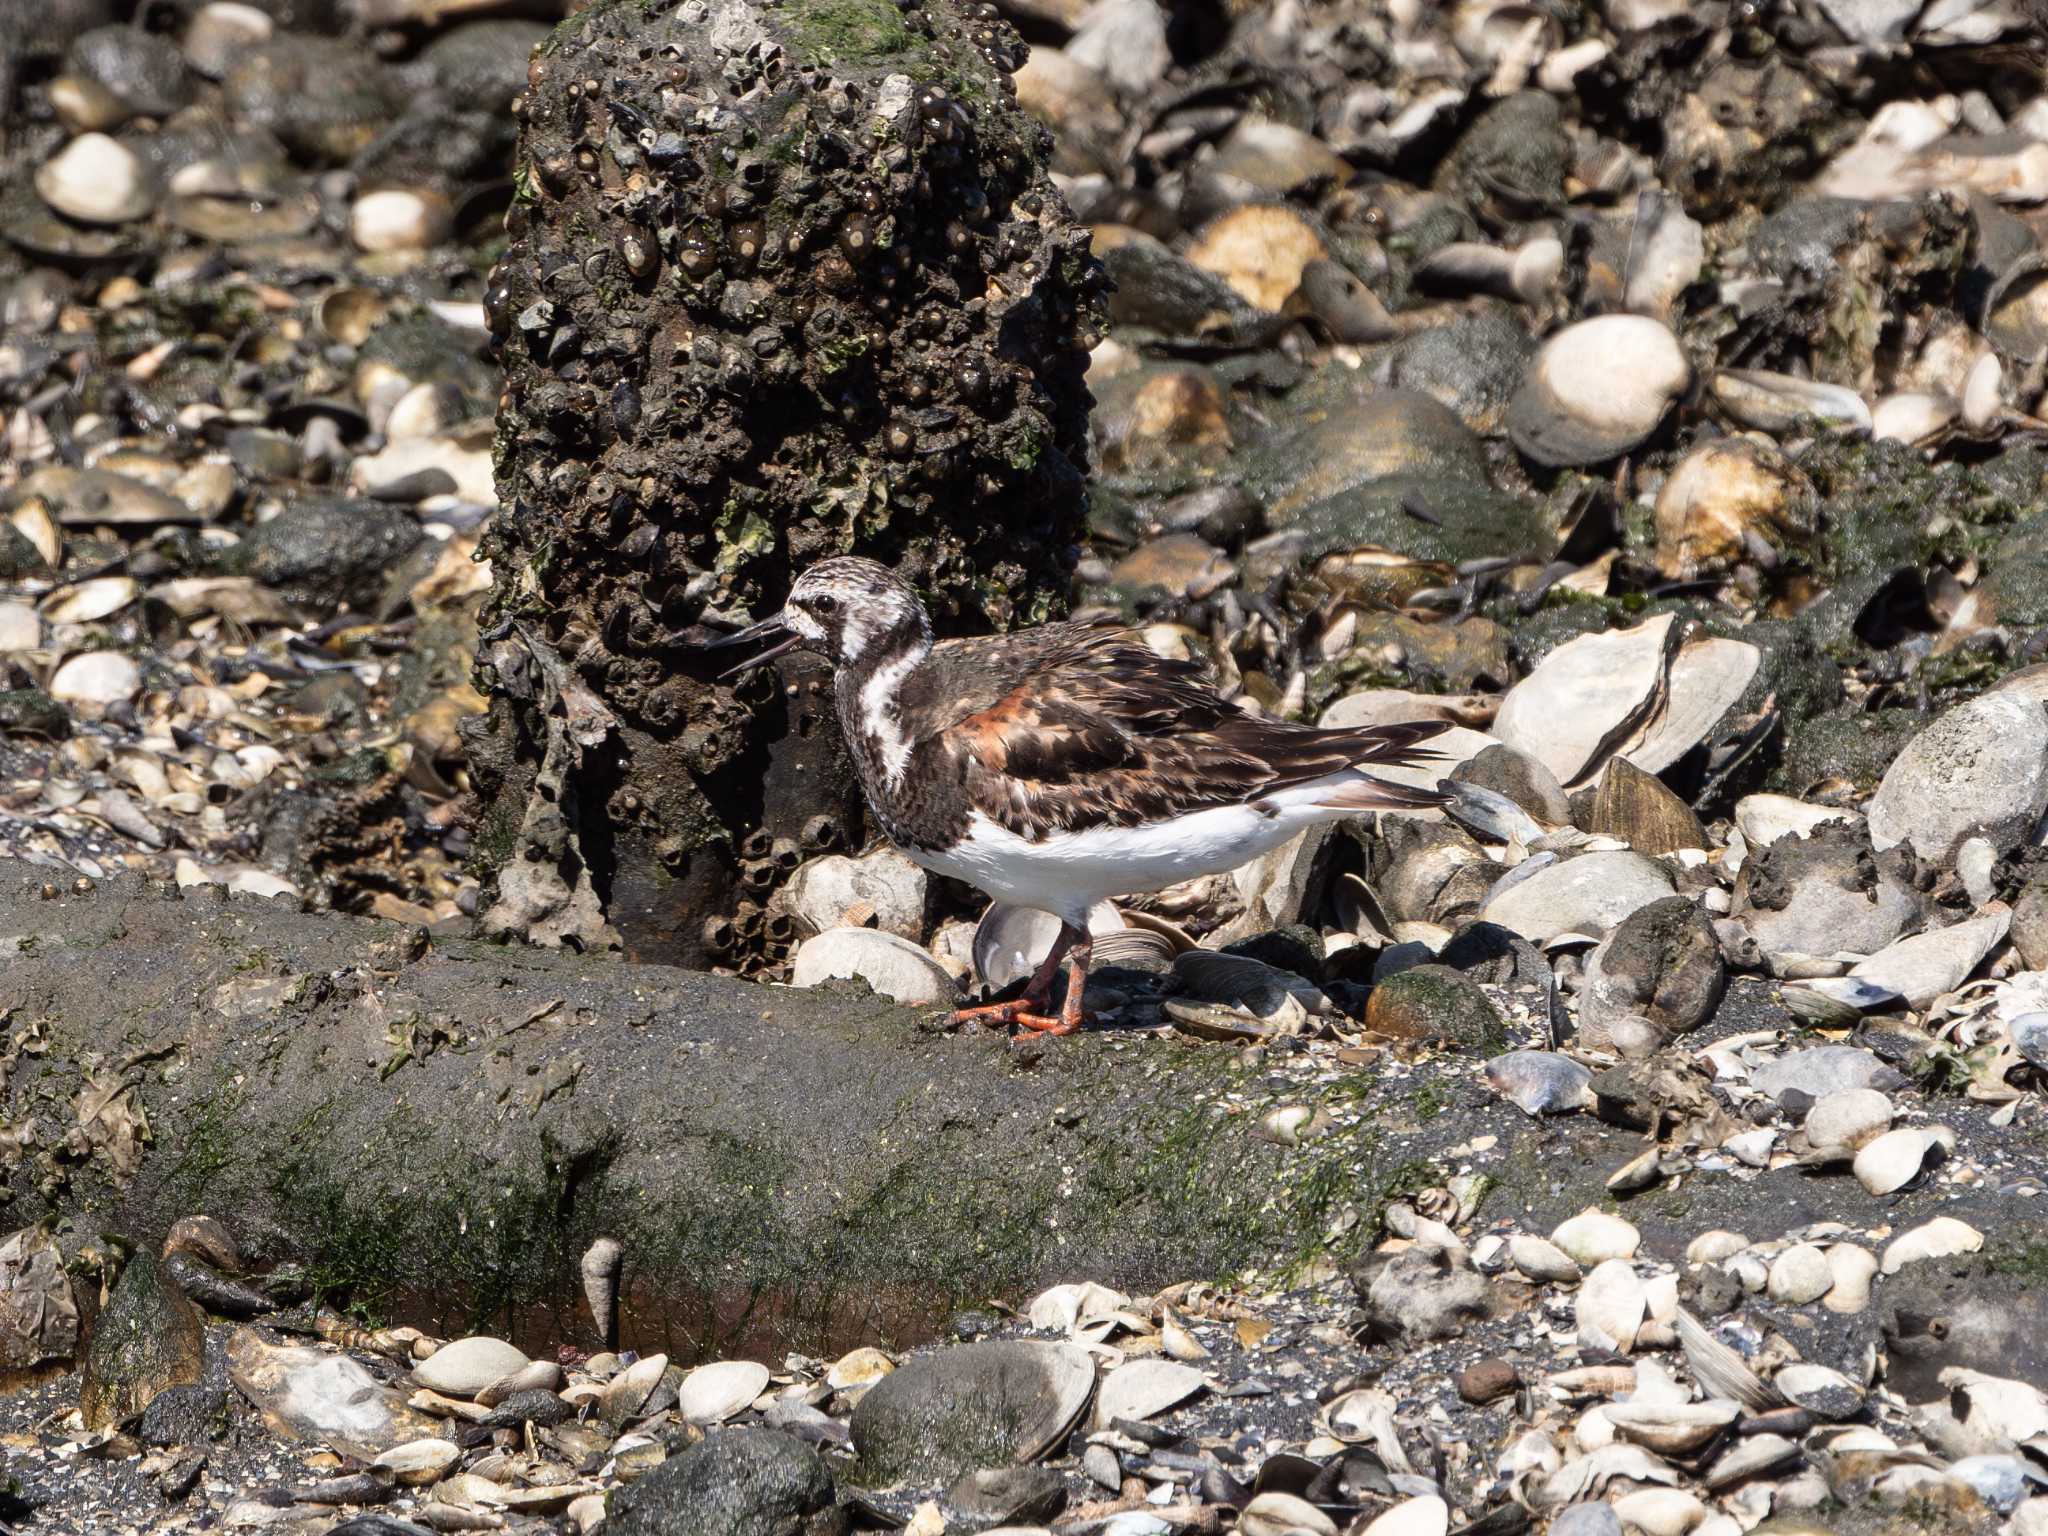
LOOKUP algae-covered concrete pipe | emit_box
[0,872,1391,1357]
[464,0,1104,968]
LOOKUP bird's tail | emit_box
[1318,718,1454,811]
[1315,774,1452,812]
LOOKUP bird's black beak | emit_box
[703,614,803,679]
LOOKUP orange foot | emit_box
[947,997,1064,1033]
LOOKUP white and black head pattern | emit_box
[781,556,933,666]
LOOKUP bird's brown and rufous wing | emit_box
[906,624,1450,839]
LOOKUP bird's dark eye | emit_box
[811,594,838,615]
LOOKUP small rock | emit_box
[1456,1358,1520,1404]
[1802,1088,1894,1160]
[80,1248,204,1431]
[850,1339,1092,1484]
[606,1428,835,1536]
[1766,1245,1832,1305]
[1367,964,1506,1053]
[946,1465,1067,1527]
[1577,895,1725,1057]
[1752,1046,1900,1105]
[1552,1208,1641,1267]
[36,133,155,225]
[1481,850,1676,943]
[1868,692,2048,863]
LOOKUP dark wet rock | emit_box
[469,0,1099,966]
[0,873,1350,1382]
[1222,925,1326,986]
[606,1428,837,1536]
[1880,1216,2048,1400]
[0,689,70,738]
[2012,881,2048,971]
[222,35,395,163]
[226,498,425,610]
[1289,257,1394,343]
[1734,820,1921,957]
[419,21,548,110]
[1242,383,1552,568]
[485,1388,573,1429]
[67,25,191,116]
[138,1383,229,1448]
[1751,1047,1903,1105]
[1096,228,1272,340]
[1352,1245,1491,1344]
[946,1464,1068,1529]
[1366,964,1507,1054]
[79,1247,205,1431]
[1437,92,1568,220]
[1452,744,1570,827]
[849,1339,1092,1485]
[1385,304,1537,436]
[1579,896,1725,1058]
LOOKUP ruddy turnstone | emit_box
[712,556,1450,1035]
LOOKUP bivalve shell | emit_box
[677,1359,769,1425]
[1605,1398,1739,1455]
[1509,316,1690,467]
[1852,1125,1953,1195]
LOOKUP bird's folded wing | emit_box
[925,626,1449,837]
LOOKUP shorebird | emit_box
[712,556,1449,1035]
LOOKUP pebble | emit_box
[1552,1208,1641,1267]
[1766,1245,1832,1304]
[35,133,155,224]
[350,189,455,254]
[184,1,273,77]
[1867,691,2048,863]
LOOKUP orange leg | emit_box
[948,925,1089,1035]
[1014,935,1091,1037]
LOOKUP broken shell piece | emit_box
[1882,1217,1983,1274]
[1853,1125,1954,1195]
[1605,1398,1739,1455]
[1676,1310,1781,1412]
[1710,369,1871,434]
[1577,1260,1647,1353]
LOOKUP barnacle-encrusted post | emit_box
[467,0,1103,962]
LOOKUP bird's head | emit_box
[709,556,932,676]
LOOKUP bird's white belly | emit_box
[906,802,1311,925]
